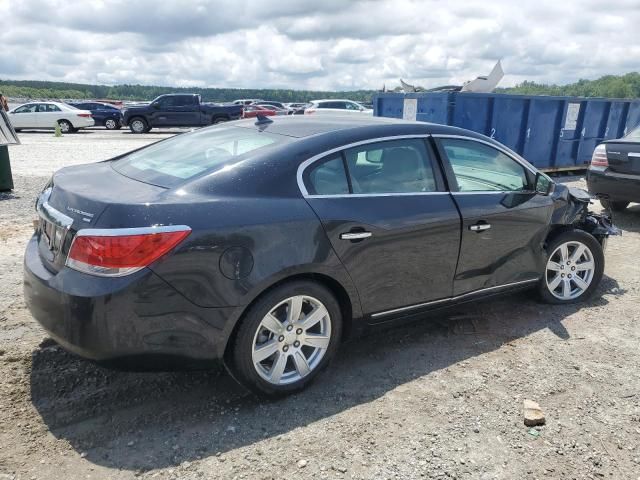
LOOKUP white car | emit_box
[304,99,373,116]
[8,101,95,133]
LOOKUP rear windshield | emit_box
[113,126,289,187]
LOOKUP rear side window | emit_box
[440,139,530,192]
[344,139,437,194]
[113,126,290,187]
[304,155,349,195]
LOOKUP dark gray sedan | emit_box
[24,116,618,396]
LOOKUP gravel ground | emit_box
[1,130,639,480]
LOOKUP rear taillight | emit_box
[305,109,315,115]
[591,144,609,167]
[77,113,92,118]
[66,226,191,277]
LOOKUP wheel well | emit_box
[223,273,354,359]
[57,118,72,126]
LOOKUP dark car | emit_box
[24,116,618,396]
[587,126,640,211]
[122,94,243,133]
[69,102,123,130]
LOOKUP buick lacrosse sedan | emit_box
[24,116,618,395]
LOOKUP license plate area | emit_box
[36,188,73,263]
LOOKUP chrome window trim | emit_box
[297,134,433,197]
[370,278,539,319]
[74,225,192,237]
[307,192,449,199]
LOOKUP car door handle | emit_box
[469,223,491,232]
[340,231,372,240]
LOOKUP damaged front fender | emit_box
[550,184,621,242]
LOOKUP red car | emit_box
[242,105,277,119]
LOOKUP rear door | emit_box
[435,136,555,296]
[38,104,63,128]
[301,137,461,318]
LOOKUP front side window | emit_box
[440,139,530,192]
[345,102,361,111]
[304,154,349,195]
[344,139,437,194]
[14,104,37,113]
[113,126,290,187]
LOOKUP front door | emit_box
[435,137,555,296]
[302,137,461,317]
[9,103,38,128]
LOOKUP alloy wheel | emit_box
[545,241,595,300]
[252,295,331,385]
[131,120,145,133]
[105,119,117,129]
[58,121,70,133]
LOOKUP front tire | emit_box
[600,199,629,212]
[538,230,604,304]
[104,119,118,130]
[228,281,342,396]
[129,117,148,134]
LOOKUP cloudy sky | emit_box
[1,0,638,91]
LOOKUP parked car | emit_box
[122,94,243,133]
[24,116,618,396]
[233,99,264,106]
[305,99,373,115]
[587,126,640,211]
[242,104,277,118]
[8,102,94,133]
[256,101,292,114]
[69,101,123,130]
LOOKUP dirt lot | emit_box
[1,129,639,480]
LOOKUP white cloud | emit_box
[1,0,639,91]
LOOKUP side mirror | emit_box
[151,102,160,109]
[534,172,554,196]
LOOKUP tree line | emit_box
[1,72,639,102]
[0,79,376,103]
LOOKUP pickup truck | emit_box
[122,94,243,133]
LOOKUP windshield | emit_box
[113,126,290,187]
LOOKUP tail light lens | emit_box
[77,113,93,118]
[591,144,609,167]
[305,109,315,115]
[66,226,191,277]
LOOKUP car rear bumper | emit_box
[23,234,238,364]
[586,166,640,203]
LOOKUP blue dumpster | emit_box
[373,92,640,171]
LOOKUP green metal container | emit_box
[0,145,13,192]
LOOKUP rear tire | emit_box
[600,199,629,212]
[129,117,148,134]
[538,230,604,304]
[213,116,229,124]
[57,120,73,134]
[227,281,342,397]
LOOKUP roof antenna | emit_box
[255,114,274,125]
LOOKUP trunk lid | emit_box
[37,162,167,273]
[604,140,640,175]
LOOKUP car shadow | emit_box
[15,130,95,135]
[30,278,622,472]
[610,203,640,234]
